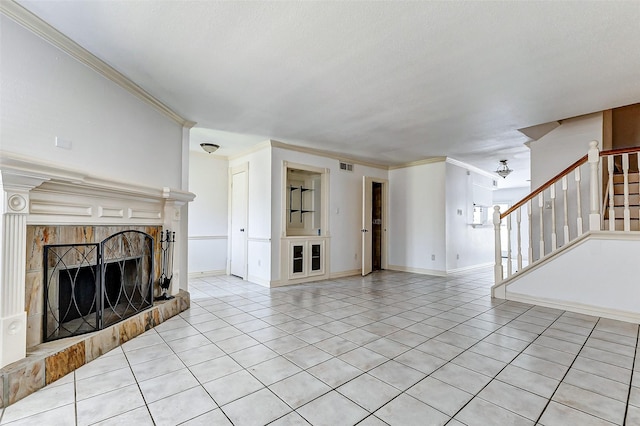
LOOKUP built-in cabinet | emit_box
[281,161,330,284]
[288,239,325,279]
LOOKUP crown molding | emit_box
[269,140,389,170]
[445,157,499,181]
[0,0,196,128]
[388,157,447,170]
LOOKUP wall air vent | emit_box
[339,162,354,172]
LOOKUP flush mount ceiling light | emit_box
[495,159,513,178]
[200,143,220,153]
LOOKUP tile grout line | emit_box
[532,317,601,425]
[622,325,640,425]
[443,304,581,425]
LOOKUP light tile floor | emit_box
[1,269,639,425]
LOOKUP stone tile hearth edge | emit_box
[0,290,190,408]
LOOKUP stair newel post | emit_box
[550,183,557,251]
[608,155,615,231]
[588,140,601,231]
[623,153,630,232]
[493,206,503,284]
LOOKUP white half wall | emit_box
[506,234,640,320]
[188,152,229,275]
[0,15,183,188]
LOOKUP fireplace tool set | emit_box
[157,229,175,300]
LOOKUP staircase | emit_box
[491,143,640,322]
[604,170,640,231]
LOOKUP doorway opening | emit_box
[362,176,388,276]
[372,181,383,271]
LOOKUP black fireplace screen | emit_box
[43,231,154,342]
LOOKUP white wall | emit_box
[229,145,272,284]
[530,113,603,188]
[445,163,494,272]
[507,236,640,319]
[188,152,228,275]
[0,16,183,188]
[271,147,388,281]
[389,161,447,274]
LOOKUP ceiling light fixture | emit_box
[200,143,220,153]
[495,159,513,178]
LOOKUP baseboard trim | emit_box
[506,292,640,324]
[247,275,271,288]
[188,269,226,278]
[446,262,494,274]
[330,269,361,279]
[387,265,447,277]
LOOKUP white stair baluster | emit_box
[575,166,583,235]
[623,153,630,232]
[562,176,569,245]
[539,193,545,259]
[550,183,557,251]
[516,206,522,271]
[608,155,615,231]
[506,214,512,277]
[528,200,533,266]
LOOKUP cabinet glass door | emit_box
[292,244,304,274]
[311,243,321,271]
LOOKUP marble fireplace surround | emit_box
[0,153,195,407]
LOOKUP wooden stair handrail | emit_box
[500,146,640,220]
[600,146,640,157]
[500,155,587,219]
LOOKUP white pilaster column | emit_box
[163,188,195,296]
[0,169,49,367]
[0,188,29,367]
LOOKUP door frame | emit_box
[362,177,389,276]
[228,163,249,279]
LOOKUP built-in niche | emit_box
[286,168,322,236]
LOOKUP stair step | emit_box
[603,219,640,231]
[612,194,640,206]
[612,182,640,193]
[604,207,640,219]
[613,172,640,184]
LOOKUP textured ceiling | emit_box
[15,1,640,187]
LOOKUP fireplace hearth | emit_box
[44,230,154,342]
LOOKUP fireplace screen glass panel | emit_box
[44,244,100,340]
[44,231,154,342]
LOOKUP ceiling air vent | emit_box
[339,161,354,172]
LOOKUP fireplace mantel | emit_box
[0,151,195,368]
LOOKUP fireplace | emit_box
[43,231,154,342]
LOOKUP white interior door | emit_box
[230,169,247,278]
[362,176,373,276]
